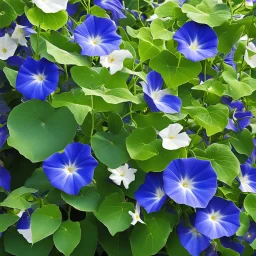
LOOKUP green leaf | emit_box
[26,7,68,30]
[72,220,98,256]
[3,67,17,88]
[214,23,246,54]
[244,194,256,222]
[7,100,77,163]
[183,104,229,136]
[0,187,37,210]
[166,233,190,256]
[150,19,173,41]
[199,143,240,185]
[61,186,101,212]
[150,50,202,88]
[130,212,173,256]
[155,1,180,18]
[182,0,230,27]
[25,168,52,193]
[91,130,130,169]
[230,129,254,156]
[236,212,250,236]
[5,0,25,16]
[31,204,62,243]
[53,221,81,256]
[108,113,124,135]
[0,213,19,232]
[0,1,17,28]
[96,193,134,236]
[4,227,53,256]
[192,79,225,97]
[126,126,159,161]
[52,90,92,125]
[222,67,256,100]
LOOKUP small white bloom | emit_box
[17,228,32,244]
[108,163,137,189]
[0,34,17,60]
[129,203,145,226]
[32,0,68,13]
[12,25,27,46]
[100,50,133,75]
[159,123,191,150]
[245,0,255,6]
[245,42,256,68]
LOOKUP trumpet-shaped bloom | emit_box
[238,221,256,244]
[163,158,217,208]
[100,50,133,74]
[173,21,218,62]
[108,163,137,189]
[94,0,126,23]
[237,164,256,193]
[31,0,68,13]
[245,42,256,68]
[141,71,182,114]
[195,197,240,239]
[159,124,191,150]
[224,47,236,69]
[0,166,11,192]
[16,57,59,101]
[247,138,256,164]
[128,202,145,225]
[11,25,35,46]
[43,142,98,195]
[135,172,168,213]
[74,15,121,56]
[0,34,17,60]
[177,217,211,256]
[17,211,32,243]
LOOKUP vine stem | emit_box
[90,96,94,139]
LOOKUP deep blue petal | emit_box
[173,21,218,62]
[43,142,98,195]
[195,197,240,239]
[17,211,31,230]
[163,158,217,208]
[134,172,168,213]
[221,237,245,254]
[0,166,11,192]
[238,221,256,244]
[0,125,9,150]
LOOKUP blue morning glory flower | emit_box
[163,158,217,208]
[134,172,168,213]
[94,0,126,23]
[17,210,32,243]
[0,95,10,114]
[177,217,211,256]
[173,21,218,62]
[238,221,256,244]
[16,57,59,101]
[220,237,244,254]
[237,164,256,193]
[0,165,11,192]
[43,142,98,195]
[74,15,121,56]
[0,125,9,150]
[204,245,218,256]
[141,71,182,114]
[224,47,236,69]
[195,197,240,239]
[222,97,254,132]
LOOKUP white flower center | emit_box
[240,175,250,186]
[108,56,115,63]
[1,48,7,53]
[191,227,200,236]
[180,177,194,189]
[151,90,162,102]
[209,211,222,222]
[118,168,126,177]
[189,39,199,51]
[33,73,46,83]
[155,188,165,200]
[90,36,102,46]
[64,164,77,174]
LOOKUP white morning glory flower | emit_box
[108,163,137,189]
[0,34,17,60]
[128,203,145,226]
[32,0,68,13]
[245,42,256,68]
[11,25,35,46]
[146,14,170,22]
[100,50,133,75]
[159,124,191,150]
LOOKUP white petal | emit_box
[159,123,183,139]
[0,34,17,60]
[32,0,68,13]
[245,50,256,68]
[109,173,123,186]
[17,228,32,243]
